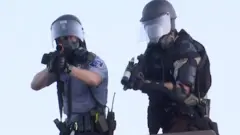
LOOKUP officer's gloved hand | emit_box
[73,47,88,63]
[58,55,72,74]
[132,72,145,90]
[47,52,59,73]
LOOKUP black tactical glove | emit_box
[132,72,145,90]
[47,52,59,73]
[58,55,72,74]
[73,47,88,63]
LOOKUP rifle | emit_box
[41,44,65,73]
[41,44,73,135]
[121,54,145,90]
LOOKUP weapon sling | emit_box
[56,77,72,121]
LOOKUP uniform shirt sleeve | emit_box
[88,56,108,82]
[88,56,108,106]
[173,40,201,88]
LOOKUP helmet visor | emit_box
[51,20,84,42]
[142,14,171,43]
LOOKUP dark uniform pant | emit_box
[163,115,213,132]
[147,105,219,135]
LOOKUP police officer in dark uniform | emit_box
[31,14,116,135]
[121,0,219,134]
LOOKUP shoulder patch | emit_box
[89,58,105,68]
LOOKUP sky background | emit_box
[0,0,239,135]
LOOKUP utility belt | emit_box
[54,107,116,135]
[163,98,211,118]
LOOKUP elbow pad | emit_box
[174,58,197,87]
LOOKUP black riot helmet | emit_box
[51,14,86,49]
[140,0,177,46]
[140,0,176,29]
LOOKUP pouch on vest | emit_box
[197,98,211,117]
[93,111,109,133]
[88,93,109,133]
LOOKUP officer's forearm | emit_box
[70,66,101,87]
[141,82,190,102]
[31,68,56,91]
[141,81,170,94]
[164,82,190,94]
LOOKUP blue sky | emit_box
[0,0,239,135]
